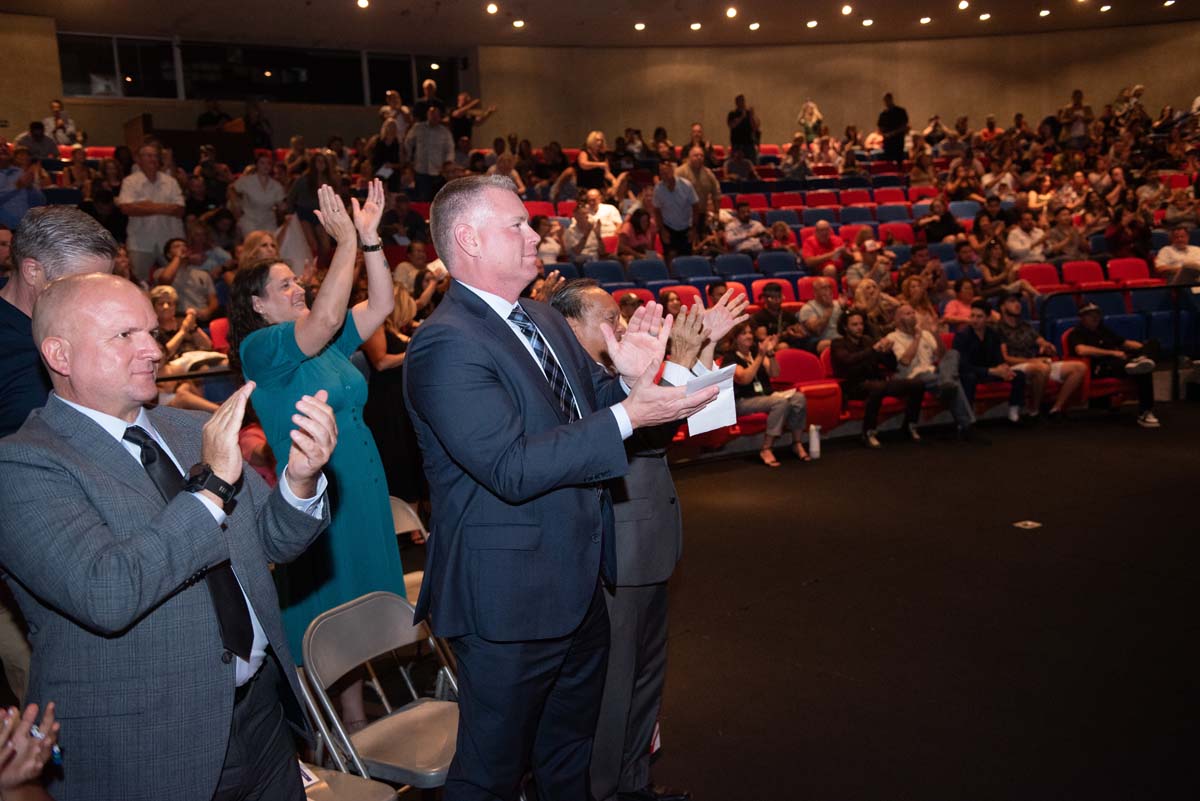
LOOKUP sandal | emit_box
[759,449,781,468]
[793,445,811,462]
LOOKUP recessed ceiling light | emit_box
[512,19,524,28]
[634,22,645,31]
[124,75,133,82]
[862,18,873,26]
[920,17,932,24]
[806,20,819,28]
[979,12,991,20]
[748,22,761,31]
[1164,0,1174,6]
[842,4,853,15]
[430,63,440,70]
[1100,4,1111,10]
[356,0,368,8]
[486,3,498,13]
[690,22,702,30]
[726,7,738,18]
[1039,9,1050,16]
[958,0,969,9]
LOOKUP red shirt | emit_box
[802,233,845,269]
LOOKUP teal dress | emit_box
[240,310,405,660]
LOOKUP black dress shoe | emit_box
[617,785,691,801]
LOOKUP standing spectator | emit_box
[1006,211,1048,264]
[724,201,768,255]
[576,131,617,196]
[953,301,1026,423]
[405,107,454,201]
[1058,89,1095,150]
[798,277,842,354]
[877,93,910,165]
[996,293,1086,419]
[0,147,47,229]
[889,303,976,436]
[242,100,274,150]
[726,322,809,466]
[231,151,286,239]
[652,161,699,260]
[13,123,58,161]
[116,142,185,283]
[412,78,446,123]
[196,99,232,131]
[1067,303,1161,428]
[726,94,760,161]
[286,152,339,259]
[831,309,925,448]
[449,91,497,143]
[1154,225,1200,284]
[41,99,77,145]
[676,145,721,218]
[796,100,824,143]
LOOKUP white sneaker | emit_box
[1007,405,1021,423]
[1125,357,1155,375]
[1137,410,1161,428]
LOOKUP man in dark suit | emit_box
[0,273,337,801]
[403,175,716,801]
[552,280,746,801]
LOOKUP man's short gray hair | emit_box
[13,206,118,281]
[548,278,600,321]
[429,174,518,271]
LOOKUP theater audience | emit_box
[888,303,976,437]
[565,202,608,264]
[725,201,768,255]
[953,301,1026,423]
[831,308,925,448]
[618,208,657,266]
[751,282,789,337]
[13,123,57,161]
[117,142,185,283]
[996,293,1086,418]
[801,220,846,276]
[798,277,842,354]
[1044,207,1090,262]
[0,148,47,230]
[618,291,643,323]
[653,161,700,259]
[845,239,893,296]
[727,94,760,160]
[916,198,965,244]
[853,277,899,338]
[1007,211,1048,264]
[725,322,809,466]
[941,279,978,332]
[1154,225,1200,283]
[533,215,565,266]
[1163,190,1199,231]
[406,107,454,201]
[1067,303,1161,428]
[231,151,286,239]
[1104,206,1152,260]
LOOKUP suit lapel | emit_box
[40,396,163,507]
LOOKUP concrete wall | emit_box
[0,14,63,140]
[476,21,1200,147]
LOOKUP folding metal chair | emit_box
[303,592,459,789]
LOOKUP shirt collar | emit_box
[55,394,155,444]
[456,279,520,320]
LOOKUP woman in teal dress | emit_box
[228,179,401,729]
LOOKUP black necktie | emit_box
[123,425,254,661]
[509,306,581,422]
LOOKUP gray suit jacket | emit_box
[0,396,329,801]
[608,424,683,587]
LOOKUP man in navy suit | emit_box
[404,175,716,801]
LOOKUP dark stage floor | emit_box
[651,404,1197,800]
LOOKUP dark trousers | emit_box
[414,172,441,202]
[590,583,669,801]
[882,135,906,166]
[447,584,611,801]
[959,369,1027,407]
[212,655,305,801]
[661,226,693,260]
[1092,339,1161,411]
[852,378,925,432]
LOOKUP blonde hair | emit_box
[239,230,278,270]
[387,284,418,332]
[585,131,606,152]
[149,284,178,306]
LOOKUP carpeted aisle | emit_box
[654,405,1197,800]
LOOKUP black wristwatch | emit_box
[186,463,239,514]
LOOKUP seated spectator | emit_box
[379,192,429,245]
[706,280,730,307]
[148,285,222,413]
[0,147,48,229]
[1067,302,1161,428]
[916,198,965,244]
[831,309,925,448]
[154,226,224,322]
[79,186,128,244]
[981,158,1020,202]
[1104,206,1152,260]
[43,98,78,145]
[724,201,768,255]
[1007,211,1048,263]
[908,153,939,189]
[1027,175,1056,217]
[900,274,943,332]
[952,241,984,282]
[617,208,657,267]
[996,293,1086,418]
[751,282,789,337]
[768,221,800,255]
[978,240,1039,304]
[945,165,987,205]
[1043,207,1090,262]
[889,303,976,436]
[845,239,894,296]
[565,202,608,264]
[798,277,842,353]
[1163,190,1200,231]
[617,291,643,323]
[723,149,759,182]
[853,277,900,338]
[1080,191,1112,236]
[533,214,565,266]
[801,220,846,276]
[1135,168,1169,211]
[13,122,58,161]
[184,174,219,219]
[953,300,1026,423]
[779,136,810,180]
[582,188,623,237]
[660,289,684,319]
[487,152,526,196]
[941,279,978,332]
[840,150,867,178]
[62,145,97,198]
[1154,225,1200,284]
[0,222,11,274]
[724,322,809,466]
[392,239,430,292]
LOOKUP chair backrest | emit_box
[659,284,704,308]
[802,208,839,226]
[1106,257,1150,283]
[611,286,655,306]
[1129,286,1172,313]
[839,206,875,224]
[770,191,803,209]
[1062,260,1105,285]
[714,252,755,278]
[774,348,825,385]
[1040,293,1080,322]
[838,224,871,244]
[764,209,800,226]
[671,255,714,279]
[628,259,670,283]
[1057,321,1082,357]
[1018,262,1061,287]
[818,345,837,379]
[805,190,839,207]
[887,243,912,265]
[556,200,577,216]
[390,497,428,539]
[523,200,555,217]
[876,204,913,222]
[583,260,626,283]
[909,186,939,202]
[553,261,580,280]
[208,317,230,353]
[757,251,800,275]
[912,201,933,219]
[303,592,430,692]
[840,189,872,205]
[751,278,796,303]
[878,222,915,245]
[873,188,906,204]
[1082,292,1127,316]
[928,242,958,263]
[948,200,981,219]
[735,193,768,209]
[1102,313,1147,343]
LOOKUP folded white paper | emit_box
[685,364,737,436]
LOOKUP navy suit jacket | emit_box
[403,281,630,641]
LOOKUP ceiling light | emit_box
[634,22,645,31]
[748,22,760,31]
[430,63,440,70]
[958,0,969,9]
[806,20,819,28]
[512,19,524,28]
[356,0,369,7]
[920,17,932,24]
[263,70,272,77]
[726,7,738,18]
[979,12,991,20]
[690,22,702,30]
[1100,4,1111,10]
[1039,9,1050,16]
[124,75,133,82]
[842,4,853,15]
[862,18,873,26]
[1164,0,1174,5]
[486,3,498,13]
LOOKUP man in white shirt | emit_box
[42,99,78,146]
[724,201,768,255]
[584,189,623,238]
[886,303,976,435]
[1006,211,1047,264]
[405,106,455,202]
[652,160,700,260]
[798,278,842,354]
[1155,225,1200,284]
[565,203,608,264]
[117,142,185,282]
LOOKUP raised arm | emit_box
[348,179,395,339]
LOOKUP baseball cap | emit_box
[1079,302,1102,315]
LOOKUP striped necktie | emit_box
[508,305,580,422]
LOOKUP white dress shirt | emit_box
[456,281,633,438]
[56,395,327,686]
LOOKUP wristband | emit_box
[361,242,383,252]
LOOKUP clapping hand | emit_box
[703,289,750,343]
[201,381,256,489]
[603,301,671,385]
[283,389,337,498]
[668,303,705,369]
[0,703,58,791]
[532,270,565,303]
[352,179,385,244]
[314,185,357,245]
